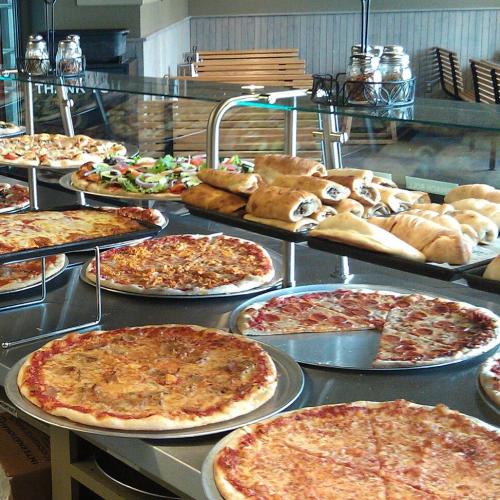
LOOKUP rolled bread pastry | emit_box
[405,209,479,247]
[377,185,412,213]
[391,189,431,205]
[181,184,247,213]
[411,203,454,214]
[325,168,373,183]
[450,198,500,228]
[445,184,500,204]
[246,185,321,222]
[254,154,327,184]
[448,210,498,244]
[311,206,337,222]
[369,213,472,265]
[309,212,425,261]
[372,176,398,188]
[271,174,350,202]
[483,255,500,281]
[331,198,364,217]
[243,214,318,232]
[324,174,381,206]
[363,202,391,218]
[196,169,262,195]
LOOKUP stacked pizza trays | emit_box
[232,286,500,369]
[11,324,304,437]
[203,399,500,499]
[81,234,279,297]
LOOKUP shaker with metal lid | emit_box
[346,53,381,104]
[56,39,83,76]
[379,52,413,105]
[383,45,405,55]
[66,34,83,58]
[24,34,50,75]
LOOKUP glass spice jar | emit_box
[346,53,381,104]
[379,53,413,104]
[56,39,83,76]
[24,34,50,75]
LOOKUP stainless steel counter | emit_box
[1,178,499,499]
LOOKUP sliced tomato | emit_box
[4,153,18,160]
[190,158,205,167]
[169,183,186,194]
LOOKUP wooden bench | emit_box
[434,47,475,102]
[173,48,320,159]
[181,48,312,89]
[470,59,500,104]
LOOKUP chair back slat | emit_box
[434,47,464,99]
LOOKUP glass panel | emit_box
[1,71,498,131]
[236,97,500,132]
[0,71,263,103]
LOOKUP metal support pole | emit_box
[206,94,259,168]
[317,107,352,282]
[56,84,75,137]
[23,79,39,210]
[281,98,298,288]
[282,241,296,288]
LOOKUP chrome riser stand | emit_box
[55,84,86,205]
[318,108,351,282]
[23,79,39,211]
[283,97,298,288]
[1,247,103,349]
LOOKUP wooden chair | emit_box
[469,59,499,171]
[470,59,500,104]
[434,47,475,102]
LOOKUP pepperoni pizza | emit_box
[237,289,500,367]
[0,183,29,213]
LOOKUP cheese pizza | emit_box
[213,400,500,499]
[17,324,278,430]
[0,183,29,213]
[85,234,275,295]
[0,209,150,256]
[0,254,66,293]
[237,288,500,367]
[0,133,126,168]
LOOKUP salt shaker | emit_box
[346,53,381,104]
[56,39,83,76]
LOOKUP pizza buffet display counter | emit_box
[0,181,499,500]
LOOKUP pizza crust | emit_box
[479,352,500,407]
[17,324,278,430]
[0,254,66,293]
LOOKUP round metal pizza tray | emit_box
[0,142,139,173]
[5,343,304,439]
[477,354,500,416]
[229,284,500,372]
[0,201,30,214]
[0,255,69,296]
[59,172,183,202]
[0,126,26,139]
[78,247,282,299]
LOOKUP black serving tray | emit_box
[186,206,310,243]
[308,237,495,281]
[462,266,500,295]
[0,205,162,264]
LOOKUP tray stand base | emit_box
[1,247,103,349]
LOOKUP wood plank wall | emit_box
[190,9,500,94]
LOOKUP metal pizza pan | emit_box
[229,283,500,371]
[78,246,282,299]
[0,127,26,139]
[0,202,30,215]
[478,378,500,416]
[0,255,69,296]
[0,204,162,264]
[308,237,500,281]
[462,265,500,296]
[5,343,304,439]
[0,142,138,172]
[59,172,183,202]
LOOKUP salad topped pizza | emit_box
[70,154,254,200]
